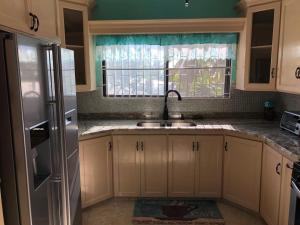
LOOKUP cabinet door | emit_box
[223,136,262,212]
[277,0,300,94]
[0,0,29,33]
[168,136,196,197]
[195,136,223,198]
[140,135,167,197]
[79,136,113,208]
[260,144,282,225]
[114,135,140,197]
[236,2,281,91]
[279,157,293,225]
[59,1,96,92]
[27,0,58,39]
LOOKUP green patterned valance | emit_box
[95,33,238,46]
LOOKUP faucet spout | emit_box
[163,90,182,120]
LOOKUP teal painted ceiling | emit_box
[91,0,241,20]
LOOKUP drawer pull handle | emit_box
[224,142,228,152]
[287,164,293,170]
[276,163,281,175]
[295,67,300,79]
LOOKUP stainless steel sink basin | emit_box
[166,120,197,127]
[137,120,197,128]
[136,121,164,128]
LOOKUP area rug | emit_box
[132,199,225,225]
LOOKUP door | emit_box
[279,157,293,225]
[114,135,140,197]
[0,0,29,33]
[59,1,95,92]
[27,0,58,39]
[79,136,113,208]
[277,0,300,94]
[168,136,196,197]
[195,136,223,198]
[140,135,168,197]
[260,144,282,225]
[223,136,262,212]
[239,2,281,91]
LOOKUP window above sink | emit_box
[95,33,238,98]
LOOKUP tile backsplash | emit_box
[278,92,300,112]
[77,87,288,119]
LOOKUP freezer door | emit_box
[60,48,77,113]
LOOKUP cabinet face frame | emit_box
[59,0,96,92]
[276,0,300,94]
[236,1,281,91]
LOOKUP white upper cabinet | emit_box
[0,0,58,39]
[236,1,281,91]
[0,0,29,33]
[277,0,300,94]
[59,1,96,92]
[27,0,59,39]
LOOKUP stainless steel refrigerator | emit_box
[0,30,81,225]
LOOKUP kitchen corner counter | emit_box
[78,119,300,162]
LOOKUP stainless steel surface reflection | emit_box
[137,120,197,128]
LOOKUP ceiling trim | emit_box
[88,18,246,35]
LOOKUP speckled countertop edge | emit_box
[78,119,300,162]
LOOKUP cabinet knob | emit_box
[108,142,112,151]
[141,141,144,151]
[192,142,195,151]
[295,67,300,79]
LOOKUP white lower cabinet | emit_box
[260,144,282,225]
[113,135,167,197]
[223,136,262,212]
[168,135,223,198]
[279,157,293,225]
[79,132,294,224]
[261,144,294,225]
[79,136,113,208]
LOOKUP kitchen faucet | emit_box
[163,90,182,120]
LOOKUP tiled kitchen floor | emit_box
[82,198,266,225]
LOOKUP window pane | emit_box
[97,37,235,98]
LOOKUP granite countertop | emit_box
[78,119,300,162]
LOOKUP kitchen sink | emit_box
[136,121,164,128]
[166,120,197,127]
[136,120,197,128]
